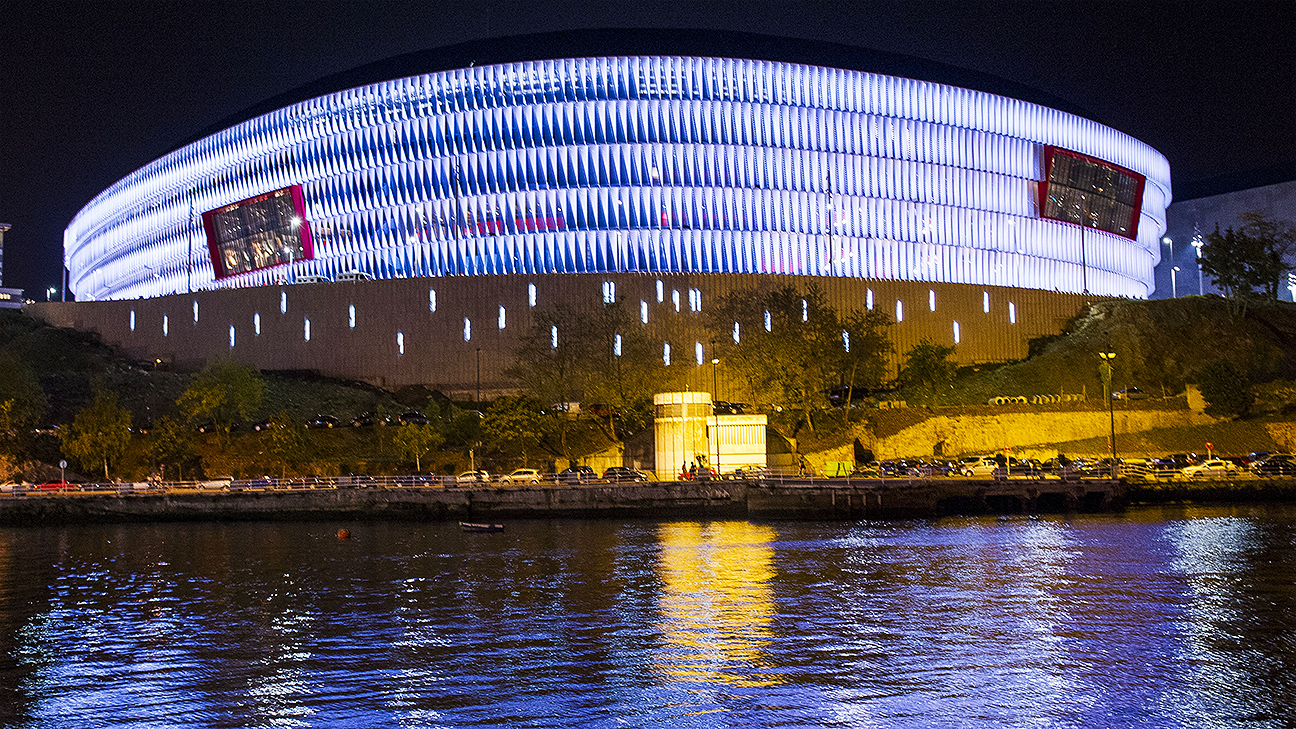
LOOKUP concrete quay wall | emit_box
[0,479,1126,525]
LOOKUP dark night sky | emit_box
[2,0,1294,297]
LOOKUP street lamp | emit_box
[46,287,56,302]
[1098,352,1117,479]
[710,340,720,476]
[1171,266,1180,299]
[1191,235,1204,295]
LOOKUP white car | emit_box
[961,456,1019,477]
[500,468,542,484]
[1181,459,1237,479]
[455,470,491,484]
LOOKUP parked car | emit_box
[1253,454,1296,476]
[558,466,597,483]
[960,456,999,477]
[455,470,491,484]
[37,480,78,491]
[733,465,771,479]
[1182,459,1238,479]
[712,401,748,415]
[250,420,273,432]
[336,271,373,282]
[603,466,648,482]
[350,411,391,427]
[306,414,340,429]
[587,403,620,418]
[1112,387,1149,400]
[398,411,429,426]
[294,274,331,284]
[500,468,542,484]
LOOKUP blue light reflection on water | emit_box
[1,507,1295,727]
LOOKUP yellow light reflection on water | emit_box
[655,521,780,688]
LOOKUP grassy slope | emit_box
[795,296,1296,461]
[953,296,1296,405]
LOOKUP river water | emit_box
[2,506,1294,728]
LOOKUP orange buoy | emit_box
[337,528,351,540]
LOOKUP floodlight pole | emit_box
[1192,236,1204,295]
[1099,352,1117,479]
[1079,196,1090,295]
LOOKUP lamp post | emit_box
[1171,266,1180,299]
[1192,235,1204,295]
[710,340,720,476]
[1162,236,1174,296]
[1099,352,1117,479]
[475,347,481,404]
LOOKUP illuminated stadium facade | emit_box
[42,36,1172,389]
[67,57,1172,301]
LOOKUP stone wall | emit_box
[814,406,1215,466]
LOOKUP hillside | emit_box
[951,295,1296,405]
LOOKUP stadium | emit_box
[36,31,1172,392]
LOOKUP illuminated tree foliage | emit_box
[481,395,549,468]
[899,338,958,406]
[177,359,265,448]
[150,416,199,481]
[0,353,47,445]
[266,411,308,478]
[392,422,443,472]
[708,285,892,431]
[508,299,670,449]
[60,387,132,480]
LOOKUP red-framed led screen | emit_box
[202,185,314,280]
[1038,146,1145,240]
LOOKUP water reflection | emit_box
[0,509,1295,727]
[654,521,778,688]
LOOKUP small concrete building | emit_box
[653,392,767,478]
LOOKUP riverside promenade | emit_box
[0,476,1127,524]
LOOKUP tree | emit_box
[1195,359,1254,419]
[150,416,198,481]
[508,298,671,450]
[708,285,892,432]
[177,359,265,448]
[265,411,308,478]
[0,353,47,444]
[481,395,549,468]
[1200,213,1296,303]
[60,387,132,480]
[392,422,443,472]
[898,339,957,406]
[576,298,672,442]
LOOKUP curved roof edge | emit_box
[176,28,1103,151]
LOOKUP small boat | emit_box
[459,522,505,533]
